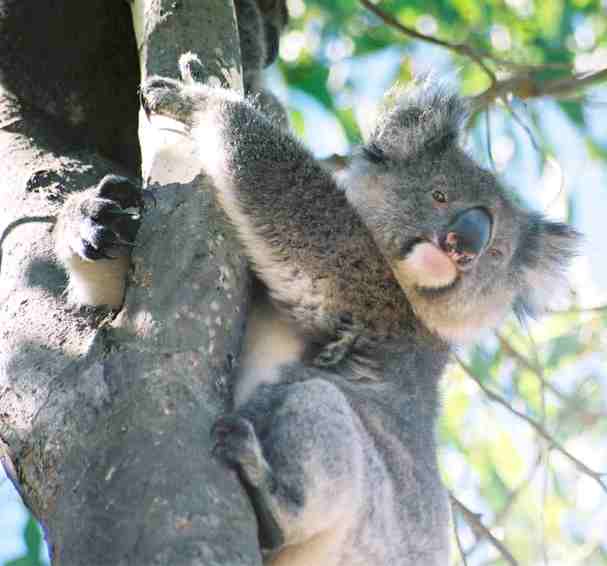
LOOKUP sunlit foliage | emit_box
[2,1,606,565]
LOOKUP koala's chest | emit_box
[234,294,305,407]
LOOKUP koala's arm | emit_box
[141,78,386,336]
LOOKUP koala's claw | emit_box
[77,240,114,261]
[211,414,270,488]
[140,76,191,123]
[140,77,172,117]
[60,175,143,262]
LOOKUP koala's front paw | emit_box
[211,414,271,488]
[141,70,242,127]
[140,76,198,125]
[56,175,144,262]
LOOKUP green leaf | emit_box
[281,62,333,110]
[5,515,44,566]
[558,100,586,128]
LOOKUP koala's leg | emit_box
[211,377,365,559]
[140,77,379,336]
[54,175,144,308]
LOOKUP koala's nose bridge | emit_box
[442,207,492,256]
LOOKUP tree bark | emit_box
[0,2,261,564]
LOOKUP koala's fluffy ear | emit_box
[514,215,581,319]
[368,81,468,160]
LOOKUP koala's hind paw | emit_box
[211,414,286,551]
[57,175,144,262]
[211,414,271,488]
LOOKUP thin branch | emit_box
[495,332,586,413]
[549,303,607,315]
[359,0,577,74]
[495,333,539,371]
[485,109,497,171]
[359,0,496,83]
[484,56,573,73]
[503,99,542,152]
[453,511,470,566]
[463,454,541,559]
[494,454,542,526]
[544,156,566,214]
[358,0,607,112]
[529,330,550,566]
[540,68,607,97]
[455,355,607,495]
[473,68,607,109]
[449,493,519,566]
[496,332,606,423]
[495,333,568,404]
[540,448,550,566]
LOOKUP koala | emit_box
[50,58,579,561]
[0,0,287,174]
[131,73,579,565]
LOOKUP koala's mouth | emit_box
[395,239,459,295]
[402,237,476,272]
[397,209,492,295]
[438,235,477,271]
[403,207,493,271]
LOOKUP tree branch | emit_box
[359,0,496,83]
[497,332,607,423]
[464,453,543,561]
[449,493,519,566]
[549,303,607,315]
[0,2,260,564]
[452,509,470,566]
[472,68,607,109]
[455,355,607,496]
[358,0,607,109]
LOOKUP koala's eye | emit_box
[488,248,503,259]
[432,190,447,203]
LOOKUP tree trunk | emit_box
[0,2,261,564]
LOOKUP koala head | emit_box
[344,84,580,343]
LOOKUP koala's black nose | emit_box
[440,208,492,265]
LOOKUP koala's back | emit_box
[0,0,141,171]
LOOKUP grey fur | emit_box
[137,74,579,565]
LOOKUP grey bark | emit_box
[0,2,261,565]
